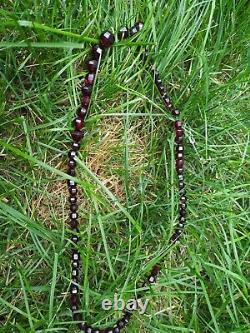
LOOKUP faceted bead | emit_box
[72,260,79,268]
[178,174,184,181]
[178,222,185,228]
[71,285,79,294]
[69,186,77,196]
[74,118,84,130]
[176,145,184,153]
[72,268,79,277]
[71,130,83,142]
[85,73,95,86]
[172,109,180,117]
[100,31,115,48]
[69,196,77,204]
[175,120,182,129]
[82,95,90,107]
[114,327,120,333]
[82,85,92,96]
[176,152,183,159]
[67,179,76,187]
[68,159,76,168]
[92,44,103,59]
[148,275,155,283]
[72,250,80,261]
[71,235,79,243]
[72,142,80,151]
[176,159,184,169]
[179,216,186,224]
[176,129,184,137]
[118,26,129,40]
[77,107,88,118]
[87,59,98,73]
[180,202,186,210]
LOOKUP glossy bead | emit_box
[92,44,103,59]
[159,85,165,93]
[85,73,95,86]
[68,159,76,168]
[179,215,186,223]
[77,107,88,118]
[118,26,129,40]
[180,202,186,210]
[175,135,183,144]
[71,130,83,142]
[70,212,78,220]
[179,181,185,189]
[176,159,184,169]
[180,208,186,217]
[175,120,182,129]
[178,223,185,228]
[74,118,84,130]
[82,85,92,96]
[68,150,77,159]
[71,285,79,294]
[69,196,77,204]
[72,310,81,321]
[70,218,78,228]
[176,145,184,153]
[72,142,80,151]
[114,327,120,333]
[82,95,90,107]
[135,21,144,31]
[69,186,77,196]
[148,275,155,283]
[172,109,180,117]
[72,268,79,277]
[72,260,79,268]
[85,327,92,333]
[100,31,115,48]
[176,152,183,159]
[177,168,183,174]
[68,179,76,187]
[87,59,98,73]
[176,129,184,137]
[72,250,80,261]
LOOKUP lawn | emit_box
[0,1,249,332]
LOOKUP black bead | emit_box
[68,159,76,168]
[68,168,76,176]
[71,235,79,243]
[82,85,92,96]
[69,196,77,204]
[77,107,88,119]
[72,142,80,151]
[70,203,78,212]
[68,150,77,159]
[118,26,129,40]
[72,130,84,142]
[92,44,103,59]
[87,59,98,73]
[179,181,185,189]
[70,212,78,220]
[68,179,76,187]
[100,31,115,48]
[69,186,77,196]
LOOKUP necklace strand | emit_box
[67,22,187,333]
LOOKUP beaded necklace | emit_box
[67,22,187,333]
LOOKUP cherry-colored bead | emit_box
[100,31,115,48]
[87,59,98,73]
[82,95,90,107]
[70,294,78,306]
[74,118,84,130]
[92,44,103,59]
[118,26,129,40]
[82,86,92,96]
[77,107,88,118]
[176,129,184,137]
[175,120,182,130]
[85,73,95,86]
[176,159,184,169]
[71,130,83,142]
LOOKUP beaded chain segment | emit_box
[67,22,187,333]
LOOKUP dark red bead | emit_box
[74,118,84,130]
[70,294,78,306]
[176,129,184,137]
[87,59,98,73]
[82,85,91,96]
[72,310,81,321]
[77,107,88,118]
[92,44,103,59]
[82,95,90,107]
[85,73,95,86]
[100,31,115,48]
[175,120,182,130]
[71,130,83,142]
[118,26,129,40]
[176,159,184,169]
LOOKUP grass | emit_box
[0,0,249,332]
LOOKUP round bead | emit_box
[172,109,180,117]
[68,150,77,159]
[87,59,98,73]
[179,181,185,189]
[72,250,80,260]
[175,135,183,144]
[68,168,76,176]
[82,85,92,96]
[100,31,115,48]
[70,203,78,212]
[180,208,186,217]
[180,202,186,210]
[118,26,129,40]
[77,107,88,118]
[85,73,95,86]
[70,294,78,306]
[72,142,80,151]
[69,196,77,204]
[179,188,186,196]
[68,179,76,187]
[68,159,76,168]
[176,159,184,169]
[176,129,184,137]
[176,152,183,159]
[71,285,79,294]
[82,95,90,107]
[176,145,184,153]
[178,223,184,228]
[72,268,79,277]
[70,219,78,228]
[74,118,84,130]
[175,120,182,129]
[92,44,103,59]
[135,21,144,31]
[71,130,83,142]
[70,212,78,220]
[69,186,77,196]
[148,275,155,283]
[114,327,120,333]
[71,235,79,243]
[177,168,184,174]
[117,320,125,328]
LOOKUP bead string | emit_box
[67,22,187,333]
